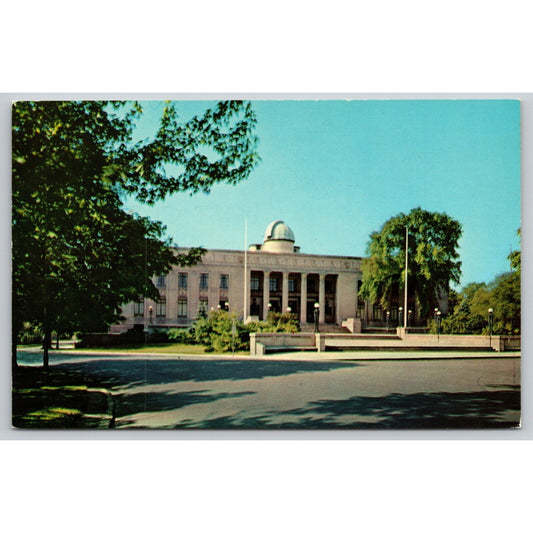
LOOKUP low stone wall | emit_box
[250,332,317,355]
[249,331,520,355]
[341,318,362,333]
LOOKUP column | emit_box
[262,271,270,320]
[189,271,199,321]
[282,272,289,313]
[335,274,340,323]
[300,273,307,324]
[245,268,251,319]
[319,274,326,324]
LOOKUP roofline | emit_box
[173,246,363,261]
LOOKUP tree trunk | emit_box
[12,335,18,371]
[43,323,52,371]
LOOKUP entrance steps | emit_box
[300,324,351,334]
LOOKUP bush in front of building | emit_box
[167,328,196,344]
[187,310,301,353]
[18,322,44,345]
[193,310,249,352]
[247,312,300,334]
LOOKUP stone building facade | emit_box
[116,220,442,331]
[118,220,365,330]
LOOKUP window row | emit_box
[133,298,229,318]
[250,277,336,293]
[134,300,167,317]
[155,273,230,290]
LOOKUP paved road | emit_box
[17,350,521,429]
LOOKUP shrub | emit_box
[18,322,43,345]
[167,328,195,344]
[193,310,249,352]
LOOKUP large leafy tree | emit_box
[359,207,462,321]
[12,100,259,368]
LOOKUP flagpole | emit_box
[404,226,408,328]
[244,218,248,321]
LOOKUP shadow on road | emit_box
[173,386,521,429]
[52,358,356,389]
[115,390,255,420]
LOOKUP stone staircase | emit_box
[300,324,352,334]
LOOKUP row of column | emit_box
[247,272,327,324]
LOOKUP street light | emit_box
[224,301,229,311]
[314,302,320,333]
[408,309,412,328]
[148,305,153,325]
[287,306,291,314]
[436,310,442,341]
[398,306,403,328]
[488,308,494,346]
[386,310,390,331]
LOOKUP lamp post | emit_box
[408,309,412,328]
[314,302,320,333]
[436,310,442,341]
[267,302,272,316]
[488,308,494,347]
[398,306,403,328]
[225,301,229,311]
[148,305,153,326]
[287,306,291,315]
[386,310,390,331]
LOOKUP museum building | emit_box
[116,220,407,332]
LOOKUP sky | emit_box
[123,99,521,289]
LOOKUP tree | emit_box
[359,207,462,321]
[508,228,521,272]
[437,233,521,336]
[12,100,259,369]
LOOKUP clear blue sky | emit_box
[124,99,521,289]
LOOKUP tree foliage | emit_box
[12,100,259,365]
[359,207,462,319]
[437,234,521,336]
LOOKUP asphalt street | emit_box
[16,350,521,429]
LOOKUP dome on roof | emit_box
[263,220,295,243]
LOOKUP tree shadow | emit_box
[172,387,521,429]
[114,390,255,421]
[51,358,356,390]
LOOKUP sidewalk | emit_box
[28,347,522,363]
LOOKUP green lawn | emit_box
[12,367,113,429]
[71,343,249,356]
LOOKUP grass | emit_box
[69,343,249,356]
[12,366,113,429]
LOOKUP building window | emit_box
[390,306,398,321]
[199,273,209,289]
[220,274,229,289]
[156,299,166,317]
[134,300,144,316]
[198,300,208,315]
[288,279,296,292]
[325,279,335,293]
[178,299,187,318]
[178,273,188,288]
[356,304,365,319]
[373,304,382,321]
[250,277,260,291]
[269,278,278,291]
[156,275,166,288]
